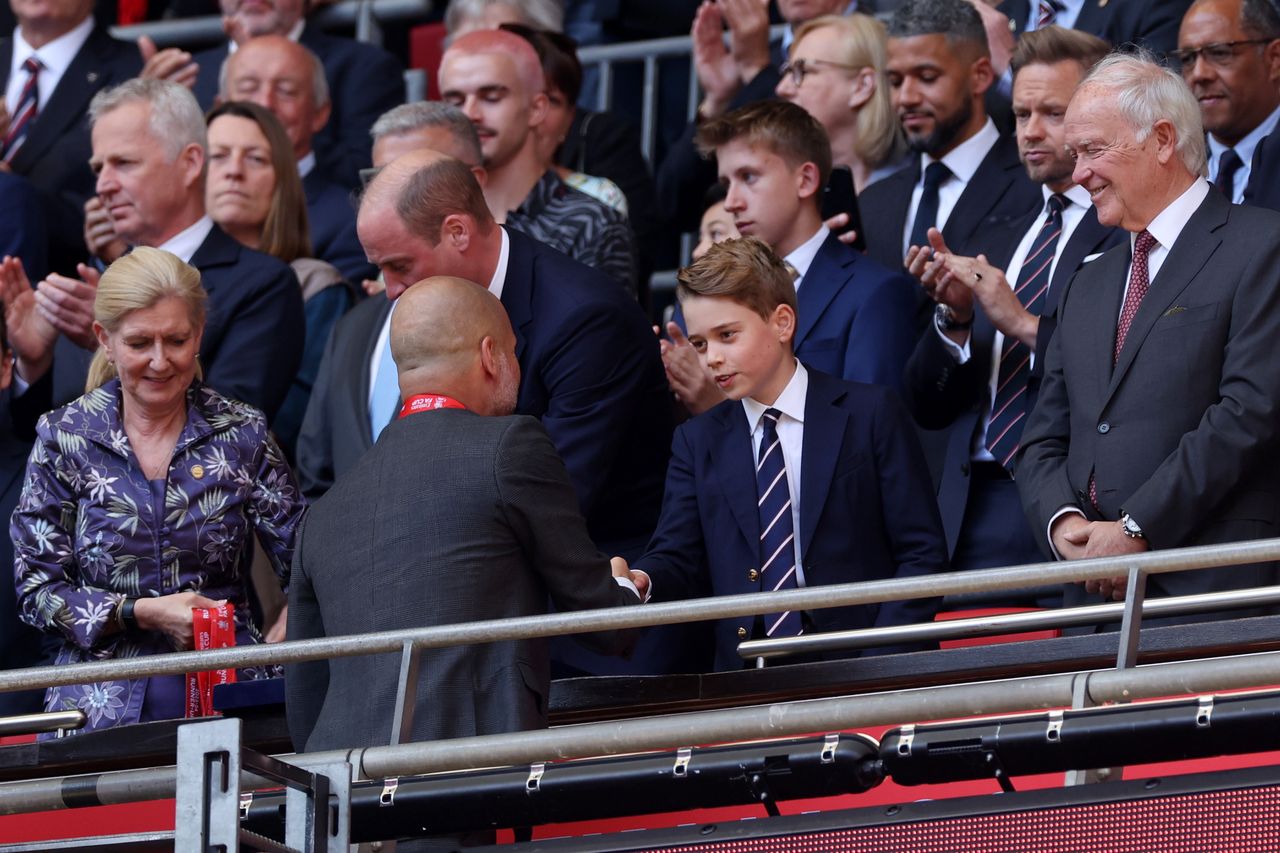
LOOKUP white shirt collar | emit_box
[1140,178,1209,254]
[1206,102,1280,172]
[297,151,316,178]
[924,117,1000,185]
[489,227,511,300]
[742,360,808,433]
[1056,182,1092,210]
[157,215,215,263]
[9,16,93,111]
[784,224,829,288]
[226,18,305,53]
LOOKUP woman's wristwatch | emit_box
[115,598,139,632]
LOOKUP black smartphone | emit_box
[821,165,866,252]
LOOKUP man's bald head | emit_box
[221,35,330,159]
[392,275,520,416]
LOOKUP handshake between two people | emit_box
[610,556,651,601]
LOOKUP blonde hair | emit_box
[86,248,207,392]
[792,14,905,170]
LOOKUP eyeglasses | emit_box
[1166,38,1275,71]
[778,58,862,87]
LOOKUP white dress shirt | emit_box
[6,16,93,115]
[156,215,215,264]
[784,224,829,292]
[742,360,809,587]
[902,118,1002,257]
[1206,103,1280,204]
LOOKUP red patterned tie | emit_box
[2,57,42,163]
[1090,229,1158,510]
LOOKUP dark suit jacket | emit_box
[297,228,673,552]
[859,133,1043,279]
[1244,132,1280,213]
[998,0,1193,55]
[302,170,372,283]
[637,370,948,672]
[192,22,404,189]
[47,225,304,422]
[286,411,639,752]
[0,26,141,272]
[0,172,47,281]
[905,203,1124,553]
[1018,188,1280,601]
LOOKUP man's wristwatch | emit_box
[935,303,974,331]
[1119,512,1145,540]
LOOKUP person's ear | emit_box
[94,322,112,360]
[528,91,550,129]
[969,55,995,98]
[478,334,501,381]
[180,142,205,187]
[311,99,332,135]
[848,66,876,110]
[1265,38,1280,84]
[795,161,822,202]
[1151,118,1178,165]
[442,213,472,253]
[772,303,797,344]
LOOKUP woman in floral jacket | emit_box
[11,248,305,733]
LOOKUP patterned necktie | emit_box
[369,320,399,440]
[757,409,801,638]
[986,194,1067,469]
[1214,148,1243,201]
[1037,0,1060,27]
[1089,230,1158,511]
[909,161,952,251]
[3,57,42,163]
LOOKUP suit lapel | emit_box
[1083,244,1130,402]
[942,135,1024,250]
[798,373,846,561]
[12,28,111,174]
[1106,192,1225,403]
[794,234,848,348]
[358,298,393,450]
[709,404,760,550]
[188,225,239,294]
[1047,207,1117,314]
[499,228,534,364]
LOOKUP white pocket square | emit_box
[1081,253,1104,264]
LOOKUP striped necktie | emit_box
[986,193,1066,469]
[757,409,802,638]
[3,57,42,163]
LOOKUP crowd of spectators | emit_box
[3,0,1280,773]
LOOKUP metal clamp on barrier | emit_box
[673,747,692,778]
[820,734,839,764]
[380,777,399,806]
[1197,696,1215,728]
[897,725,915,757]
[239,791,253,820]
[1047,711,1064,743]
[526,762,546,792]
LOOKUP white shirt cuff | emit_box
[1047,506,1087,560]
[614,574,647,602]
[933,316,972,363]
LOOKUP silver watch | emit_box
[1119,512,1144,539]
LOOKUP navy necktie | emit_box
[986,193,1067,469]
[909,161,952,251]
[757,409,801,638]
[1215,148,1243,201]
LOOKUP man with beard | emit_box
[1173,0,1280,205]
[901,27,1124,606]
[859,0,1041,302]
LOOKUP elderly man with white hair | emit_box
[1016,52,1280,618]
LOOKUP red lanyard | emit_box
[398,394,467,419]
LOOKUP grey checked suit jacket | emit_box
[286,410,638,753]
[1017,187,1280,603]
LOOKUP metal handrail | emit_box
[2,537,1278,695]
[0,711,85,737]
[739,583,1280,660]
[108,0,434,48]
[3,651,1280,816]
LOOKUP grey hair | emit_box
[1080,51,1207,176]
[887,0,988,54]
[370,102,483,164]
[88,78,207,158]
[444,0,564,33]
[217,40,331,108]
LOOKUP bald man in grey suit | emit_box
[286,277,643,754]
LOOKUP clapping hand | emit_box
[0,256,57,381]
[657,321,725,415]
[36,264,101,351]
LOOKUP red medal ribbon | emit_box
[399,394,467,419]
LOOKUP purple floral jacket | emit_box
[11,380,305,733]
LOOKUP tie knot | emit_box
[762,408,782,427]
[1046,193,1067,217]
[22,56,41,74]
[1134,230,1157,257]
[1219,148,1243,170]
[922,161,950,190]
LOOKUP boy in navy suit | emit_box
[635,238,947,671]
[662,101,918,415]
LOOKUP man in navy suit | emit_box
[220,35,373,283]
[903,27,1123,606]
[0,0,141,272]
[663,100,917,416]
[999,0,1192,56]
[190,0,404,189]
[634,237,947,672]
[17,79,303,421]
[860,0,1042,303]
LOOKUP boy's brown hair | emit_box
[694,100,834,194]
[676,236,798,322]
